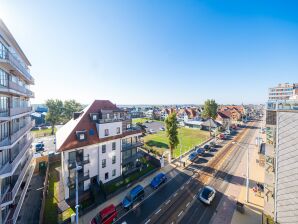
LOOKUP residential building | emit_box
[56,100,143,200]
[263,99,298,224]
[219,105,244,123]
[216,111,231,130]
[0,19,35,224]
[268,83,298,101]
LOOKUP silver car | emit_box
[198,186,216,205]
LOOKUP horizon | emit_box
[1,1,298,105]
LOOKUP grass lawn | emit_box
[31,127,57,138]
[44,162,74,224]
[132,118,164,124]
[143,127,210,158]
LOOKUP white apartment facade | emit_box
[0,19,35,224]
[56,100,143,200]
[268,83,298,101]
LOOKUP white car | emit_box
[198,186,216,205]
[149,129,156,134]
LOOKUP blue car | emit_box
[150,173,167,189]
[188,152,198,161]
[196,148,205,155]
[122,185,145,209]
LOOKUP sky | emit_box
[0,0,298,105]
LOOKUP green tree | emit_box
[63,100,83,122]
[165,112,179,160]
[202,99,218,136]
[45,99,64,135]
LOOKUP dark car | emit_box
[91,204,117,224]
[204,144,210,150]
[35,142,45,151]
[150,173,167,189]
[122,185,145,209]
[210,141,216,147]
[188,152,198,161]
[196,148,205,155]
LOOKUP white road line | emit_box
[144,219,151,224]
[187,180,190,184]
[193,195,196,199]
[186,202,190,207]
[166,199,171,205]
[174,192,178,197]
[178,210,184,217]
[181,186,184,190]
[155,208,161,215]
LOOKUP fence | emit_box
[39,164,50,224]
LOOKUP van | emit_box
[91,204,117,224]
[122,185,145,209]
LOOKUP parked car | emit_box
[219,133,226,140]
[196,148,205,155]
[150,173,167,189]
[159,127,165,131]
[122,185,145,209]
[91,204,117,224]
[149,129,156,134]
[188,152,198,161]
[35,142,45,151]
[210,141,216,147]
[197,186,216,205]
[204,144,210,150]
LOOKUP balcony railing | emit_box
[122,141,144,151]
[7,81,34,97]
[267,100,298,111]
[0,49,34,84]
[98,116,131,124]
[68,170,90,186]
[0,151,33,206]
[122,151,143,165]
[9,106,32,117]
[68,155,90,169]
[10,120,34,143]
[123,126,142,133]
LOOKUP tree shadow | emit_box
[146,140,168,149]
[202,153,214,158]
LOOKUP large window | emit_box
[112,156,116,164]
[0,69,8,87]
[0,96,8,116]
[112,142,116,150]
[104,129,109,136]
[0,122,9,141]
[0,41,8,59]
[102,159,106,168]
[102,145,106,153]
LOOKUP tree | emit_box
[45,99,64,135]
[165,112,179,160]
[202,99,218,136]
[63,99,83,122]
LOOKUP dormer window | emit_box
[76,130,87,142]
[90,113,98,121]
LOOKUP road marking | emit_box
[155,208,161,215]
[174,192,178,197]
[193,195,196,199]
[166,199,171,205]
[144,219,151,224]
[181,186,184,190]
[178,210,183,217]
[186,202,190,207]
[187,179,190,184]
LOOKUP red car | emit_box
[91,204,117,224]
[219,133,226,140]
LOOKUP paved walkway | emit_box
[211,121,265,224]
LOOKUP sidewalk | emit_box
[211,122,265,224]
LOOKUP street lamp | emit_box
[75,162,82,224]
[232,141,250,203]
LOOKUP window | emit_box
[127,124,131,129]
[117,127,120,134]
[102,159,106,168]
[112,156,116,164]
[105,172,109,180]
[112,142,116,150]
[102,145,106,153]
[79,134,85,140]
[104,129,109,136]
[112,169,116,176]
[0,69,8,87]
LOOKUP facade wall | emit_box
[275,111,298,224]
[96,121,122,138]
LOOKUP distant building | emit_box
[268,83,298,101]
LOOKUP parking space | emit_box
[143,121,165,133]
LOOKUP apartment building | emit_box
[268,83,298,101]
[56,100,143,200]
[264,100,298,224]
[0,19,35,224]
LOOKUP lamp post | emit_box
[75,162,82,224]
[232,141,250,203]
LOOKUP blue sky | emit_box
[1,0,298,105]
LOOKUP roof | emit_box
[99,204,116,219]
[217,111,230,119]
[130,185,144,196]
[201,118,221,128]
[56,100,141,152]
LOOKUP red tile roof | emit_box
[56,100,141,152]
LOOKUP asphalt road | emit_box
[164,122,257,224]
[114,127,244,224]
[143,121,165,133]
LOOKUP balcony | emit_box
[9,106,32,117]
[0,50,34,84]
[122,141,144,151]
[267,100,298,111]
[68,170,90,186]
[123,126,142,133]
[0,136,33,178]
[0,151,34,206]
[68,155,90,169]
[122,151,143,165]
[7,81,34,98]
[98,116,130,124]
